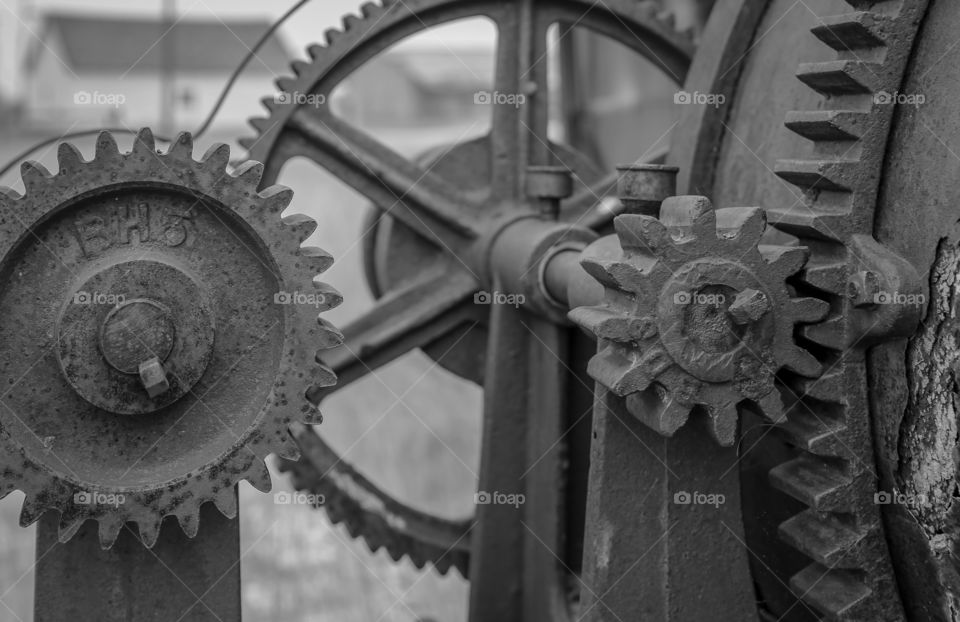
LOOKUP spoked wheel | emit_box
[241,0,693,617]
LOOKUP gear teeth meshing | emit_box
[573,196,823,446]
[768,2,928,616]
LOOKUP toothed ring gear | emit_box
[0,129,341,548]
[571,196,828,445]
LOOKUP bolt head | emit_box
[139,357,169,398]
[727,288,770,325]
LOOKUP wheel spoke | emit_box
[468,292,570,620]
[489,0,551,201]
[317,269,481,394]
[286,108,482,249]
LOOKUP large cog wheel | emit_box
[241,0,696,576]
[570,195,828,445]
[0,129,341,548]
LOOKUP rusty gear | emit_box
[242,0,695,576]
[0,129,340,548]
[570,195,828,445]
[764,0,931,618]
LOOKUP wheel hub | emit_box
[57,259,215,414]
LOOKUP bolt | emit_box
[727,288,770,324]
[139,357,170,398]
[526,166,573,219]
[848,270,882,307]
[616,164,679,216]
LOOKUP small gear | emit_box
[0,129,341,548]
[570,195,828,445]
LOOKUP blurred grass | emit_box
[0,126,483,622]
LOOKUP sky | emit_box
[0,0,495,94]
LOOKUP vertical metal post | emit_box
[159,0,176,137]
[35,496,241,621]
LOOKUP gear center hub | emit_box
[57,258,215,415]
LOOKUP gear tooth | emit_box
[796,60,878,96]
[569,306,656,343]
[234,160,264,189]
[167,132,195,159]
[802,314,845,348]
[316,317,345,348]
[176,509,201,539]
[775,158,854,193]
[802,261,847,295]
[275,75,297,95]
[784,346,823,377]
[324,28,343,45]
[307,43,326,60]
[247,459,272,493]
[56,142,85,173]
[580,256,644,291]
[587,345,654,396]
[133,127,157,154]
[98,516,125,549]
[757,389,786,424]
[716,207,765,244]
[281,212,317,241]
[137,518,162,548]
[20,160,52,192]
[300,402,324,424]
[199,143,231,172]
[299,246,335,274]
[785,109,866,142]
[58,515,88,543]
[791,296,831,323]
[614,214,668,252]
[660,195,714,236]
[259,184,294,213]
[342,13,360,30]
[18,495,44,527]
[761,244,809,277]
[213,487,239,519]
[248,116,271,134]
[260,95,279,113]
[309,361,338,388]
[277,436,301,461]
[706,401,739,446]
[359,2,378,17]
[310,281,343,311]
[291,59,310,77]
[625,389,691,438]
[94,130,120,161]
